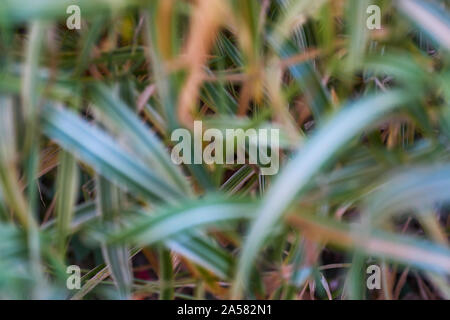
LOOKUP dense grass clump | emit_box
[0,0,449,299]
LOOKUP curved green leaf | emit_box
[233,90,412,297]
[41,104,184,203]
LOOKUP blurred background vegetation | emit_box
[0,0,449,300]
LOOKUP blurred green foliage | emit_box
[0,0,449,300]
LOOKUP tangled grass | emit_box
[0,0,449,299]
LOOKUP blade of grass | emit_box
[158,247,174,300]
[397,0,450,51]
[0,97,33,227]
[286,213,450,274]
[233,90,413,297]
[96,175,132,299]
[104,197,255,246]
[55,150,79,257]
[41,104,184,203]
[91,85,191,195]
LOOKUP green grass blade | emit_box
[287,213,450,275]
[158,247,174,300]
[91,85,191,195]
[364,164,450,224]
[346,0,371,71]
[166,233,234,280]
[41,104,184,203]
[96,176,132,299]
[397,0,450,51]
[55,150,79,257]
[0,96,33,228]
[105,197,255,246]
[233,90,412,297]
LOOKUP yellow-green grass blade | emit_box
[55,150,79,257]
[96,176,132,299]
